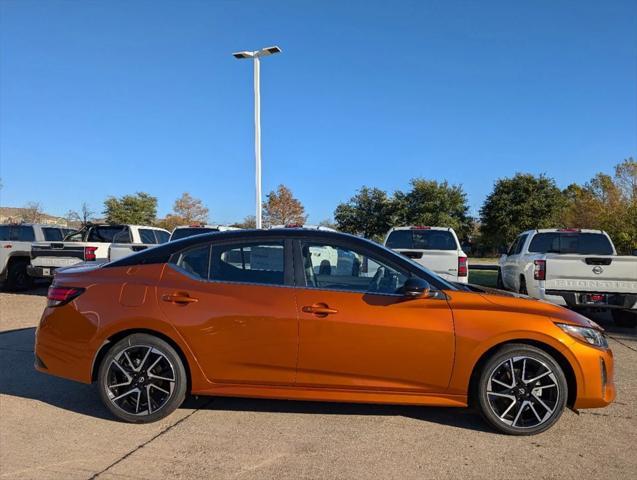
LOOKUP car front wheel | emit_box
[97,333,187,423]
[476,344,567,435]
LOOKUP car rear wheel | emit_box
[6,258,34,291]
[476,344,567,435]
[97,333,187,423]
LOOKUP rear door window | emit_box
[210,241,285,286]
[17,226,35,241]
[386,230,457,250]
[155,230,170,244]
[42,227,65,241]
[87,226,131,243]
[514,234,528,254]
[139,229,158,244]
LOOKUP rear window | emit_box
[87,226,132,243]
[386,229,458,251]
[170,227,219,241]
[0,225,35,241]
[155,230,169,244]
[528,232,614,255]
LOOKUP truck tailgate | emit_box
[31,242,109,267]
[545,254,637,293]
[395,249,460,279]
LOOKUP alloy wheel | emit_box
[486,355,560,429]
[104,345,176,416]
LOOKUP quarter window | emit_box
[301,242,409,295]
[173,245,211,280]
[210,242,285,286]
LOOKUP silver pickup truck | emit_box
[499,228,637,327]
[29,224,169,278]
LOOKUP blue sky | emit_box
[1,0,636,224]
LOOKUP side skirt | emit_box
[191,384,468,407]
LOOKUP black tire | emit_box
[97,333,187,423]
[611,309,637,328]
[496,270,504,289]
[476,344,568,435]
[519,276,528,295]
[6,258,34,291]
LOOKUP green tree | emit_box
[103,192,157,225]
[394,179,472,240]
[479,174,565,251]
[263,185,307,227]
[334,187,395,241]
[561,158,637,254]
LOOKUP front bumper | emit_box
[570,341,615,409]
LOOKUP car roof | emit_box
[388,226,452,232]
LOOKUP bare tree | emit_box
[22,202,44,223]
[67,202,95,227]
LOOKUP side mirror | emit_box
[402,278,431,298]
[632,249,637,256]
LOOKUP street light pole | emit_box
[253,56,262,229]
[233,46,281,229]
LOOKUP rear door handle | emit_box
[302,303,338,316]
[162,293,198,305]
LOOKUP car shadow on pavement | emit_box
[1,327,491,431]
[0,327,112,420]
[0,284,49,296]
[191,396,493,433]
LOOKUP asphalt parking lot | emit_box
[1,289,636,480]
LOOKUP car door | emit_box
[293,239,455,393]
[157,238,299,386]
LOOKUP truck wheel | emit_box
[6,258,34,291]
[611,310,637,328]
[519,276,528,295]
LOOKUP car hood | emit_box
[462,284,603,330]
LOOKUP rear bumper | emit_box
[27,265,56,278]
[34,305,97,384]
[538,288,637,310]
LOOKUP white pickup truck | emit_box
[499,228,637,327]
[0,224,75,290]
[383,226,469,283]
[29,224,169,278]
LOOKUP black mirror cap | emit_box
[402,277,431,298]
[632,249,637,256]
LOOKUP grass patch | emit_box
[469,269,498,288]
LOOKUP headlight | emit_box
[557,323,608,349]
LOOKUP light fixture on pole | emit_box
[233,45,281,229]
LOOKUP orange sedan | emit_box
[34,229,615,434]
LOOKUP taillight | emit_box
[84,246,97,261]
[458,256,468,277]
[47,286,84,307]
[534,260,546,280]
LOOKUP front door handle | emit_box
[302,303,338,316]
[162,293,198,305]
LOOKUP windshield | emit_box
[386,229,458,250]
[528,232,614,255]
[170,227,219,241]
